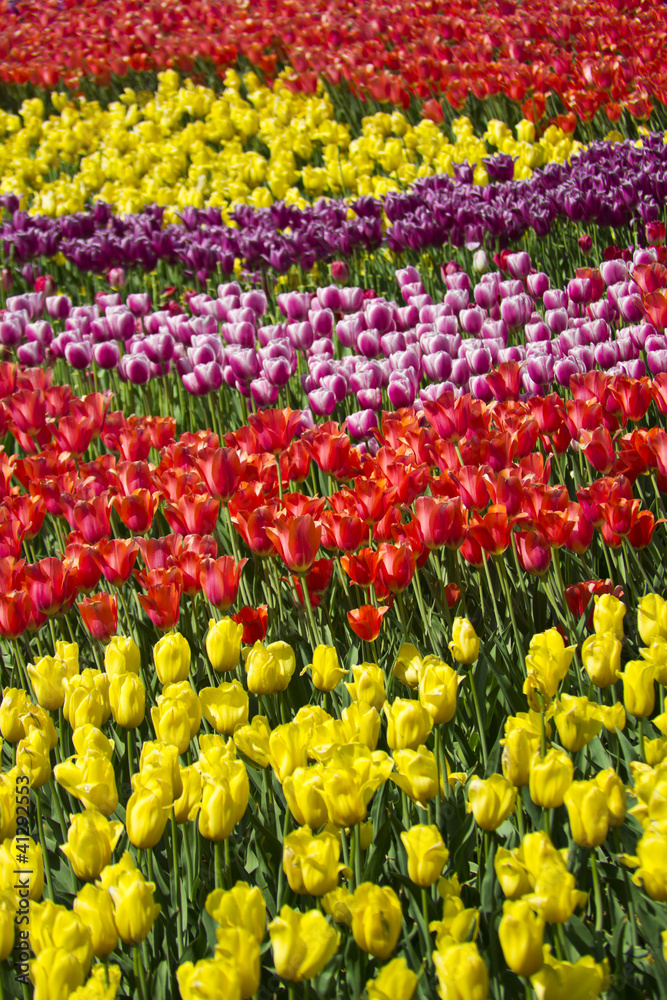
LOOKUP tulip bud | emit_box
[126,777,172,849]
[153,631,191,685]
[467,774,517,831]
[499,899,545,977]
[366,957,418,1000]
[637,594,667,645]
[348,883,402,959]
[529,748,573,808]
[401,825,450,887]
[418,659,461,725]
[564,780,610,849]
[199,681,249,735]
[73,885,118,956]
[104,635,140,679]
[206,617,244,674]
[269,905,339,982]
[384,698,434,750]
[621,660,657,717]
[109,672,145,729]
[581,632,622,688]
[61,809,123,881]
[303,645,347,692]
[593,593,625,640]
[433,941,489,1000]
[108,869,161,944]
[449,618,480,664]
[283,827,343,896]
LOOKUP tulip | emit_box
[206,617,244,673]
[16,728,51,789]
[54,752,118,815]
[345,662,386,710]
[71,725,114,760]
[564,780,610,849]
[384,698,434,749]
[199,681,249,735]
[390,746,440,808]
[109,672,145,729]
[0,836,43,899]
[245,640,296,695]
[433,941,489,1000]
[366,956,418,1000]
[321,746,393,827]
[269,906,339,982]
[637,594,667,645]
[198,764,249,841]
[626,828,667,900]
[621,660,657,717]
[139,742,183,800]
[449,618,480,664]
[498,899,545,977]
[63,670,111,729]
[108,869,161,944]
[524,629,576,707]
[501,727,539,788]
[592,593,625,640]
[529,748,573,809]
[206,881,266,944]
[78,593,117,643]
[530,951,610,1000]
[214,926,261,999]
[126,776,172,850]
[348,883,402,959]
[153,631,191,685]
[581,632,622,688]
[177,956,242,1000]
[269,723,310,783]
[266,515,321,574]
[27,656,68,711]
[418,658,461,725]
[467,774,517,831]
[29,899,94,972]
[233,716,271,769]
[304,645,347,692]
[283,766,328,829]
[30,947,85,1000]
[553,695,602,752]
[0,688,30,742]
[61,809,123,881]
[73,885,118,957]
[401,825,450,887]
[283,826,343,896]
[595,769,626,828]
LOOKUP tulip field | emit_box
[4,2,667,1000]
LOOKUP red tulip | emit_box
[377,542,415,593]
[196,446,246,501]
[63,495,111,545]
[265,515,321,574]
[579,427,615,474]
[50,415,96,457]
[319,512,368,552]
[111,490,159,534]
[3,495,46,542]
[455,466,490,511]
[137,584,181,631]
[282,492,327,520]
[247,408,304,455]
[96,538,139,587]
[340,548,383,588]
[0,590,31,639]
[24,558,76,617]
[163,494,220,536]
[233,505,281,557]
[347,605,389,641]
[303,430,359,480]
[564,503,595,555]
[64,543,103,594]
[199,556,248,610]
[231,605,269,644]
[515,529,552,576]
[136,535,182,570]
[78,593,118,643]
[628,511,663,549]
[467,505,513,555]
[299,558,334,595]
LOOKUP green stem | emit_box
[468,666,488,771]
[300,575,321,650]
[36,790,55,901]
[171,813,183,958]
[421,887,432,961]
[215,840,224,890]
[495,555,524,660]
[353,822,362,889]
[590,852,604,934]
[134,944,149,1000]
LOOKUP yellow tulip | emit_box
[269,722,310,783]
[29,899,93,973]
[30,947,85,1000]
[400,824,449,887]
[283,765,328,828]
[621,660,657,717]
[390,746,440,808]
[61,809,123,880]
[27,656,68,711]
[177,956,242,1000]
[366,957,418,1000]
[283,826,343,895]
[637,593,667,645]
[580,632,622,687]
[206,618,243,674]
[345,662,386,710]
[563,781,610,848]
[531,950,610,1000]
[498,899,545,977]
[126,776,172,850]
[467,775,517,831]
[449,618,480,664]
[529,749,573,809]
[348,883,402,959]
[109,671,145,729]
[54,753,118,815]
[303,644,347,692]
[73,885,118,957]
[553,694,602,752]
[244,640,296,694]
[592,593,625,640]
[104,635,140,678]
[233,715,271,767]
[214,926,261,999]
[384,698,434,749]
[433,941,489,1000]
[153,631,191,685]
[418,658,461,724]
[269,905,339,982]
[108,870,160,944]
[206,881,266,943]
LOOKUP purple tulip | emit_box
[444,289,468,313]
[239,290,267,316]
[228,347,259,381]
[339,287,364,312]
[446,271,470,292]
[358,330,383,358]
[401,281,426,302]
[497,346,525,364]
[143,333,175,364]
[365,300,394,333]
[451,356,470,385]
[357,387,383,409]
[64,341,92,370]
[387,375,415,408]
[543,289,568,310]
[93,341,121,370]
[645,334,667,352]
[554,356,582,385]
[469,374,495,401]
[459,307,485,335]
[526,272,550,297]
[320,374,348,402]
[599,260,628,285]
[346,409,378,438]
[618,295,644,323]
[308,388,337,416]
[473,283,497,310]
[26,321,53,346]
[468,348,492,376]
[107,310,136,342]
[218,282,242,299]
[315,286,341,311]
[629,324,653,350]
[545,308,568,334]
[181,371,206,395]
[123,352,152,384]
[527,353,554,384]
[127,293,152,317]
[310,309,334,338]
[250,378,280,407]
[525,320,550,343]
[278,292,311,321]
[0,317,23,347]
[108,267,126,288]
[499,279,525,299]
[395,305,419,330]
[263,356,294,387]
[648,350,667,375]
[17,342,43,365]
[500,294,532,328]
[620,358,646,378]
[45,294,71,320]
[423,352,453,382]
[505,252,532,280]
